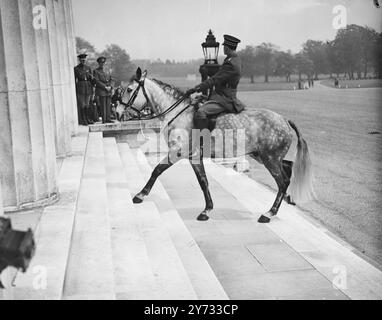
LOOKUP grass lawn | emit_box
[157,76,302,92]
[321,78,382,89]
[239,88,382,266]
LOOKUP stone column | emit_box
[45,0,72,157]
[0,0,58,211]
[0,182,3,216]
[59,0,77,136]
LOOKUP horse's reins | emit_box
[122,79,191,123]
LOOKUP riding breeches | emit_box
[194,102,226,120]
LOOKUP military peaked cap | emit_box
[77,53,88,59]
[97,56,107,63]
[222,35,241,49]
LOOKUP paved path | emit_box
[145,155,350,300]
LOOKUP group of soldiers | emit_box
[74,54,115,125]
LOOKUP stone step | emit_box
[117,143,197,300]
[103,138,159,300]
[204,161,382,300]
[130,147,228,300]
[136,202,197,300]
[62,132,115,300]
[1,127,89,300]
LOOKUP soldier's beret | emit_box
[222,35,241,49]
[77,53,88,59]
[97,56,107,63]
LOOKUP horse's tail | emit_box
[287,120,315,203]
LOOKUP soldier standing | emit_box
[74,53,94,125]
[93,56,113,124]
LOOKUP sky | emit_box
[72,0,382,61]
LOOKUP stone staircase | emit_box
[3,128,382,300]
[1,129,227,300]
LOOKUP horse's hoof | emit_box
[258,215,271,224]
[197,213,210,221]
[285,195,296,206]
[133,196,143,204]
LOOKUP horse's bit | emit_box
[120,79,153,120]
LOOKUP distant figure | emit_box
[334,78,339,88]
[93,56,113,124]
[74,53,94,125]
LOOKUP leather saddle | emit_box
[208,113,227,131]
[191,95,227,132]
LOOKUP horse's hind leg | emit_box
[190,158,213,221]
[282,160,296,205]
[258,157,290,223]
[133,155,175,203]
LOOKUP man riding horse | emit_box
[126,34,314,223]
[185,35,246,143]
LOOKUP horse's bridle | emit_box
[120,78,154,118]
[121,78,190,123]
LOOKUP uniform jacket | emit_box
[93,67,112,97]
[74,64,93,96]
[197,52,245,113]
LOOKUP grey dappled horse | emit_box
[123,68,314,223]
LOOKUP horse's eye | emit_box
[126,88,133,93]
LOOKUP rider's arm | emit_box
[196,60,236,92]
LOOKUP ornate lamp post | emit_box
[199,30,220,95]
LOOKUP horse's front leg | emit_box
[189,157,213,221]
[133,155,175,203]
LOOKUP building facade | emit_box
[0,0,78,212]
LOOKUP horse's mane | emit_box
[151,78,185,100]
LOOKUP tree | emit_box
[237,46,258,83]
[333,24,366,79]
[76,37,96,55]
[374,33,382,78]
[302,40,328,79]
[101,44,135,84]
[274,50,295,82]
[358,26,379,78]
[255,43,278,83]
[325,40,345,78]
[294,53,314,80]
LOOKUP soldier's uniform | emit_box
[74,54,94,125]
[93,56,113,123]
[190,35,245,131]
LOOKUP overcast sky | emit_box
[72,0,382,61]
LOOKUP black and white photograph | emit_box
[0,0,381,306]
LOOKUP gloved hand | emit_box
[185,88,197,97]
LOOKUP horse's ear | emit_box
[142,70,148,79]
[136,67,142,80]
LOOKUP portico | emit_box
[0,0,77,212]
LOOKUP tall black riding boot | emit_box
[79,108,88,125]
[194,117,209,157]
[91,103,99,122]
[86,107,94,125]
